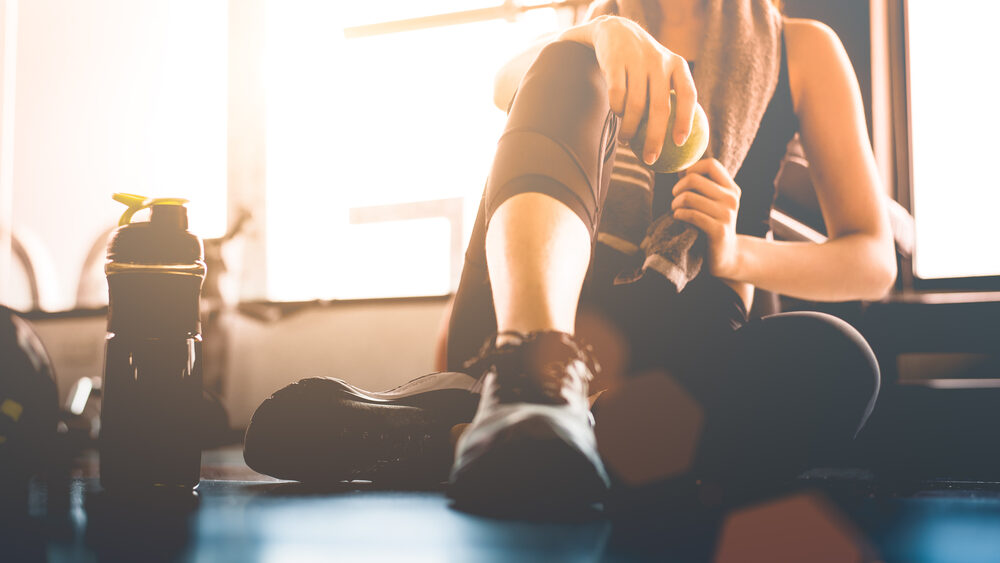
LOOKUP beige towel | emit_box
[590,0,782,291]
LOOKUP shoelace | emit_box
[463,331,600,404]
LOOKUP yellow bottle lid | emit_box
[113,193,189,226]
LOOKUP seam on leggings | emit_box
[487,174,594,235]
[602,111,619,163]
[498,126,604,220]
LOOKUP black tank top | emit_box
[652,32,798,238]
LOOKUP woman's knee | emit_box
[527,40,607,99]
[485,40,618,236]
[504,39,612,144]
[730,311,880,442]
[738,312,880,411]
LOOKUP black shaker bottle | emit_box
[99,193,206,491]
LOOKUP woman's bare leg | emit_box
[449,41,616,510]
[486,192,591,341]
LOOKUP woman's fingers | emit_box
[592,17,629,116]
[604,55,628,116]
[672,189,733,223]
[673,171,740,209]
[673,207,724,239]
[619,64,648,142]
[682,159,740,192]
[590,16,699,156]
[641,64,671,165]
[670,60,697,146]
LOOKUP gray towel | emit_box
[590,0,782,291]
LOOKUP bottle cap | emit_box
[107,193,203,266]
[113,193,190,226]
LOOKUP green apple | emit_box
[629,91,710,173]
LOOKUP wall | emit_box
[224,299,449,428]
[32,297,450,429]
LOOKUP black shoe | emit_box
[448,331,610,511]
[243,372,479,484]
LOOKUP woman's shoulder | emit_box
[781,17,858,115]
[782,17,847,57]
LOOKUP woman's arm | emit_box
[671,18,896,303]
[734,19,896,301]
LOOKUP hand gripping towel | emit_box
[589,0,782,291]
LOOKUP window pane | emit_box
[339,219,452,299]
[265,1,560,300]
[10,0,226,311]
[907,1,1000,279]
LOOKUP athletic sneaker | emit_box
[243,372,479,484]
[448,331,610,511]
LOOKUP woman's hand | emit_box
[671,158,742,279]
[559,16,697,166]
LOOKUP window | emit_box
[263,1,565,300]
[2,0,227,312]
[905,1,1000,281]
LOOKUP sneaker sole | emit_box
[243,373,479,483]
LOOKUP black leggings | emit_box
[447,41,879,475]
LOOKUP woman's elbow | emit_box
[861,237,897,300]
[866,260,896,300]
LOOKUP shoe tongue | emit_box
[467,330,589,382]
[497,331,583,380]
[524,332,578,369]
[491,332,584,405]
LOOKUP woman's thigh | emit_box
[694,311,881,480]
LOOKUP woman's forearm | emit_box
[732,233,896,302]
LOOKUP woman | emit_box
[445,0,894,510]
[243,0,893,511]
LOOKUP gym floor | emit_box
[6,447,1000,562]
